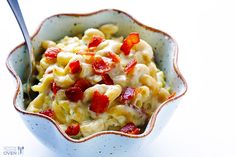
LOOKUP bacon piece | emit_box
[65,86,83,102]
[92,57,112,74]
[120,122,140,135]
[124,59,137,73]
[39,109,54,118]
[88,36,104,48]
[51,82,60,95]
[120,87,136,104]
[69,60,81,74]
[74,79,92,92]
[89,91,109,113]
[44,47,61,61]
[65,123,80,136]
[120,32,140,55]
[101,74,114,85]
[107,52,120,63]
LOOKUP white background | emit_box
[0,0,236,157]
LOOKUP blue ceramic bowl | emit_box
[6,9,187,157]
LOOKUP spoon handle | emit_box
[7,0,35,101]
[7,0,34,63]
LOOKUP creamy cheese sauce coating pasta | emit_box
[27,24,172,139]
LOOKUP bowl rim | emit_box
[6,9,188,143]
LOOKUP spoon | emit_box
[7,0,35,101]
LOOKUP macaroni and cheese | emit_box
[27,24,172,139]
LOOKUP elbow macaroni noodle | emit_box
[27,24,172,139]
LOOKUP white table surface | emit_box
[0,0,236,157]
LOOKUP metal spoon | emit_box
[7,0,35,101]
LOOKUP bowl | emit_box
[6,9,187,156]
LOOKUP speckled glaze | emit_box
[6,9,187,157]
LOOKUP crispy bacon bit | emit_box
[44,47,61,61]
[120,87,136,103]
[88,36,104,48]
[69,60,81,74]
[39,109,54,118]
[65,123,80,136]
[89,91,109,113]
[167,91,176,100]
[107,52,120,63]
[92,57,112,74]
[65,86,83,102]
[51,82,60,95]
[102,74,114,85]
[74,79,92,92]
[120,32,140,55]
[124,59,137,73]
[120,122,140,135]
